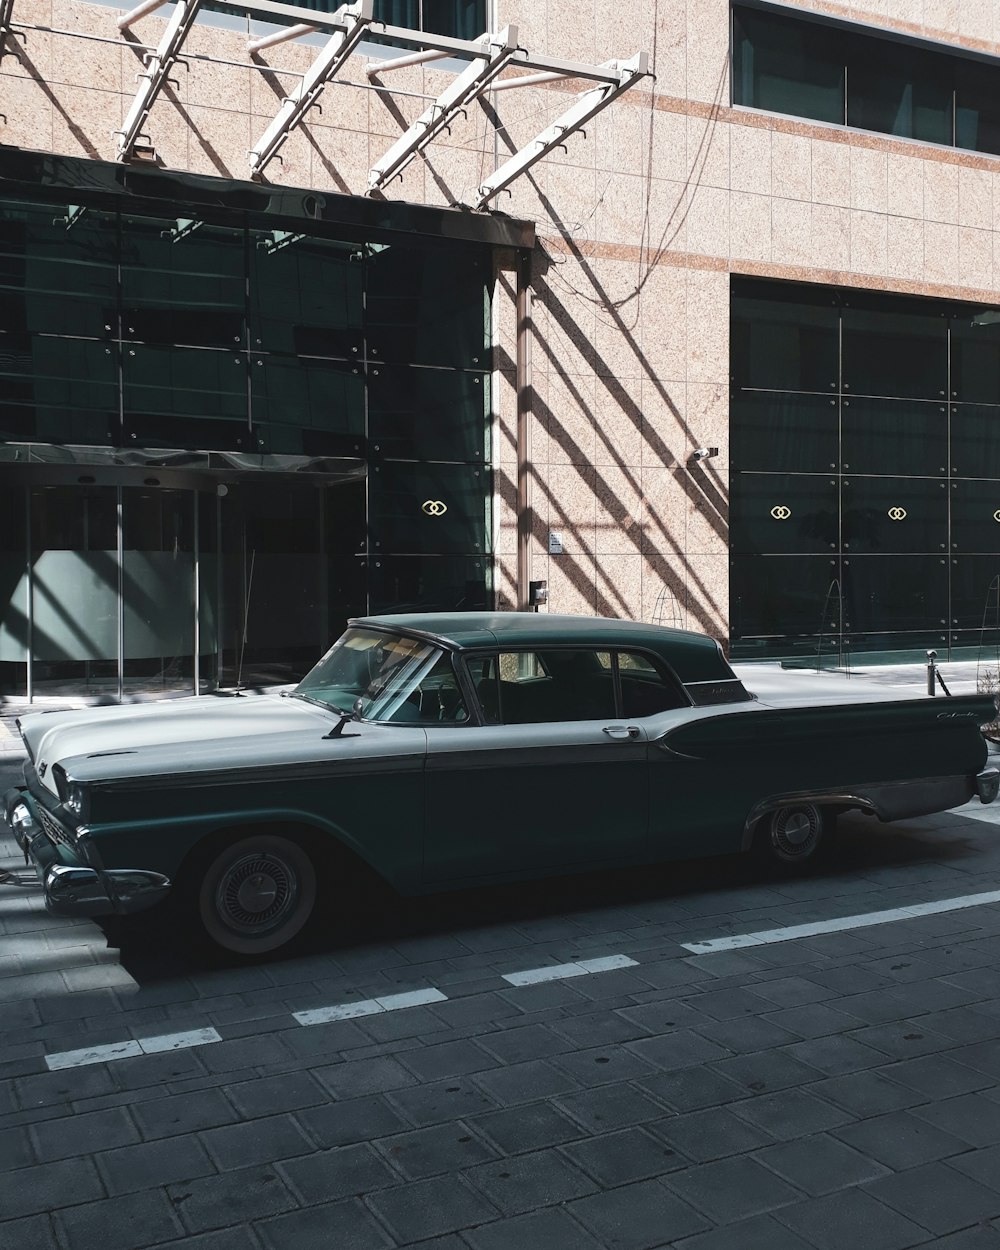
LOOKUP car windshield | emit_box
[293,628,445,723]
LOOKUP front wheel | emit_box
[196,833,317,955]
[756,802,830,867]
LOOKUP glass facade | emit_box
[0,171,497,698]
[733,5,1000,157]
[731,278,1000,663]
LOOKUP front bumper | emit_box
[3,786,170,917]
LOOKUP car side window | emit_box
[381,653,470,724]
[615,651,689,716]
[468,649,616,724]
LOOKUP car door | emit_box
[422,648,650,884]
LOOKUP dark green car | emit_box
[4,613,998,955]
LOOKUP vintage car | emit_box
[4,613,999,955]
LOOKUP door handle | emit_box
[603,725,640,740]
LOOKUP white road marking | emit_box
[681,888,1000,954]
[293,986,447,1027]
[45,1026,224,1070]
[502,953,638,987]
[46,1040,143,1070]
[138,1028,222,1054]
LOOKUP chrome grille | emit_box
[38,805,76,849]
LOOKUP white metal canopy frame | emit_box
[102,0,650,207]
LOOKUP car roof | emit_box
[350,612,721,659]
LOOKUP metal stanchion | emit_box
[927,650,937,697]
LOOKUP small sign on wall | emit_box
[548,530,563,555]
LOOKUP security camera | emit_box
[690,446,718,462]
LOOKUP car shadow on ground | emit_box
[99,809,996,983]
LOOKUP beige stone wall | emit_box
[2,0,999,638]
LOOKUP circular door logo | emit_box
[993,509,1000,523]
[770,505,791,520]
[421,499,448,517]
[887,507,907,521]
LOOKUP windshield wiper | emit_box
[286,690,337,711]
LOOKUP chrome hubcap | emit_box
[782,812,812,846]
[217,853,297,933]
[773,807,820,858]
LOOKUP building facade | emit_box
[3,0,1000,698]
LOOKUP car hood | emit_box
[20,695,421,796]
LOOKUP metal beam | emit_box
[248,0,373,178]
[368,25,519,194]
[117,0,203,161]
[0,0,16,64]
[475,51,650,209]
[118,0,169,32]
[247,22,316,53]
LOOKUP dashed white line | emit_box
[139,1027,222,1054]
[41,953,642,1069]
[681,888,1000,954]
[45,1027,222,1071]
[501,954,639,987]
[293,986,448,1027]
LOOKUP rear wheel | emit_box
[757,802,830,866]
[195,833,317,955]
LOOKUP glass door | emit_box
[30,484,119,696]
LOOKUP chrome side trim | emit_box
[740,774,980,851]
[741,790,878,852]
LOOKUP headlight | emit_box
[64,784,86,818]
[10,802,38,840]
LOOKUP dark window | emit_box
[733,7,845,124]
[269,0,487,42]
[615,651,688,716]
[731,278,1000,662]
[469,650,616,724]
[733,4,1000,157]
[956,63,1000,156]
[848,42,953,144]
[730,392,839,475]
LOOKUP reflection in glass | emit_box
[0,336,118,444]
[123,344,249,449]
[730,284,838,392]
[733,7,845,124]
[30,485,119,694]
[842,478,948,555]
[840,397,946,478]
[951,556,1000,631]
[729,392,838,474]
[951,405,1000,480]
[729,472,838,555]
[951,315,1000,404]
[950,481,1000,553]
[122,489,195,694]
[0,480,27,695]
[369,461,491,556]
[730,555,842,639]
[120,216,245,348]
[842,304,946,399]
[369,554,490,613]
[0,200,117,339]
[250,232,363,358]
[368,364,490,461]
[956,63,1000,156]
[848,44,952,144]
[252,355,365,457]
[843,555,949,634]
[366,243,490,368]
